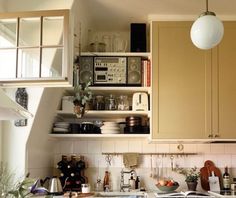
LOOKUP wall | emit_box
[0,122,2,161]
[26,88,64,178]
[53,140,236,192]
[2,88,43,179]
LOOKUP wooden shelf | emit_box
[49,133,149,138]
[56,110,150,118]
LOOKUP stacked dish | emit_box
[100,122,120,134]
[53,122,70,133]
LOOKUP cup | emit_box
[81,183,90,193]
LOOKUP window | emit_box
[0,10,72,87]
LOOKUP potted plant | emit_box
[73,79,93,118]
[174,166,200,191]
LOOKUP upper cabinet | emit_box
[151,21,236,141]
[212,22,236,139]
[151,21,211,140]
[0,10,72,87]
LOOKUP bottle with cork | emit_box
[223,166,231,190]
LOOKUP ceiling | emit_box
[80,0,236,31]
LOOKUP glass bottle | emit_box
[117,95,129,110]
[105,94,116,110]
[223,166,231,190]
[103,171,110,191]
[94,95,105,110]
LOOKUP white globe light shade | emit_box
[190,15,224,50]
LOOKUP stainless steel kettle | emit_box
[41,176,67,195]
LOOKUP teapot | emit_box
[40,176,68,195]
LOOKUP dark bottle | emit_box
[57,155,68,172]
[67,155,77,174]
[76,155,86,171]
[135,176,141,189]
[223,166,231,190]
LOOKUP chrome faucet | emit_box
[120,169,135,192]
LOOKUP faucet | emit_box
[120,169,135,192]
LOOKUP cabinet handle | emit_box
[214,134,220,138]
[208,134,213,138]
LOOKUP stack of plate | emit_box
[100,122,120,134]
[53,122,70,133]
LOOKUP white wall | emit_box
[2,88,43,179]
[0,122,2,161]
[26,87,64,178]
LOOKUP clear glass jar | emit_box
[93,95,105,110]
[117,95,129,110]
[105,94,116,110]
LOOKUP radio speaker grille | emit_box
[127,57,142,85]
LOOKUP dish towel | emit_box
[123,153,139,169]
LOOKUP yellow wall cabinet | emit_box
[151,21,236,140]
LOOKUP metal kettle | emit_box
[41,176,67,195]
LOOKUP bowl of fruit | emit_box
[156,179,179,192]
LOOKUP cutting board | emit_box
[200,160,222,191]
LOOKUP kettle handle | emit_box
[40,176,50,186]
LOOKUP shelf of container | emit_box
[64,86,151,95]
[81,52,151,57]
[49,133,149,138]
[56,110,150,118]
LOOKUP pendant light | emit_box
[190,0,224,50]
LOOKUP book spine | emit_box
[147,59,151,87]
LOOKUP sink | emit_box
[93,192,147,198]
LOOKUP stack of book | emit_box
[142,59,151,87]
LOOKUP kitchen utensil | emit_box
[40,176,68,195]
[132,92,148,111]
[200,160,222,191]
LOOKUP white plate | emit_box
[53,127,69,132]
[100,126,120,130]
[101,129,120,134]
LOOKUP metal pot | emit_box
[41,176,68,195]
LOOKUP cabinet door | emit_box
[212,22,236,139]
[152,21,212,139]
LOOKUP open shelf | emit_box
[81,52,151,57]
[56,110,150,118]
[64,86,151,95]
[49,133,149,138]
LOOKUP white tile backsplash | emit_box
[47,139,236,191]
[88,141,101,154]
[74,140,88,154]
[128,140,142,152]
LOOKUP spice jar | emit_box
[105,94,116,110]
[93,95,105,110]
[117,95,129,110]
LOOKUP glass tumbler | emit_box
[105,94,117,110]
[93,95,105,110]
[117,95,129,110]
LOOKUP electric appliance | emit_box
[127,57,142,85]
[93,56,127,85]
[130,23,146,52]
[132,92,148,111]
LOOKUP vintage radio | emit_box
[78,56,142,86]
[93,56,127,85]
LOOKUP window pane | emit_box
[43,16,63,46]
[19,17,40,46]
[0,49,16,78]
[18,48,40,78]
[0,19,17,48]
[41,48,63,77]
